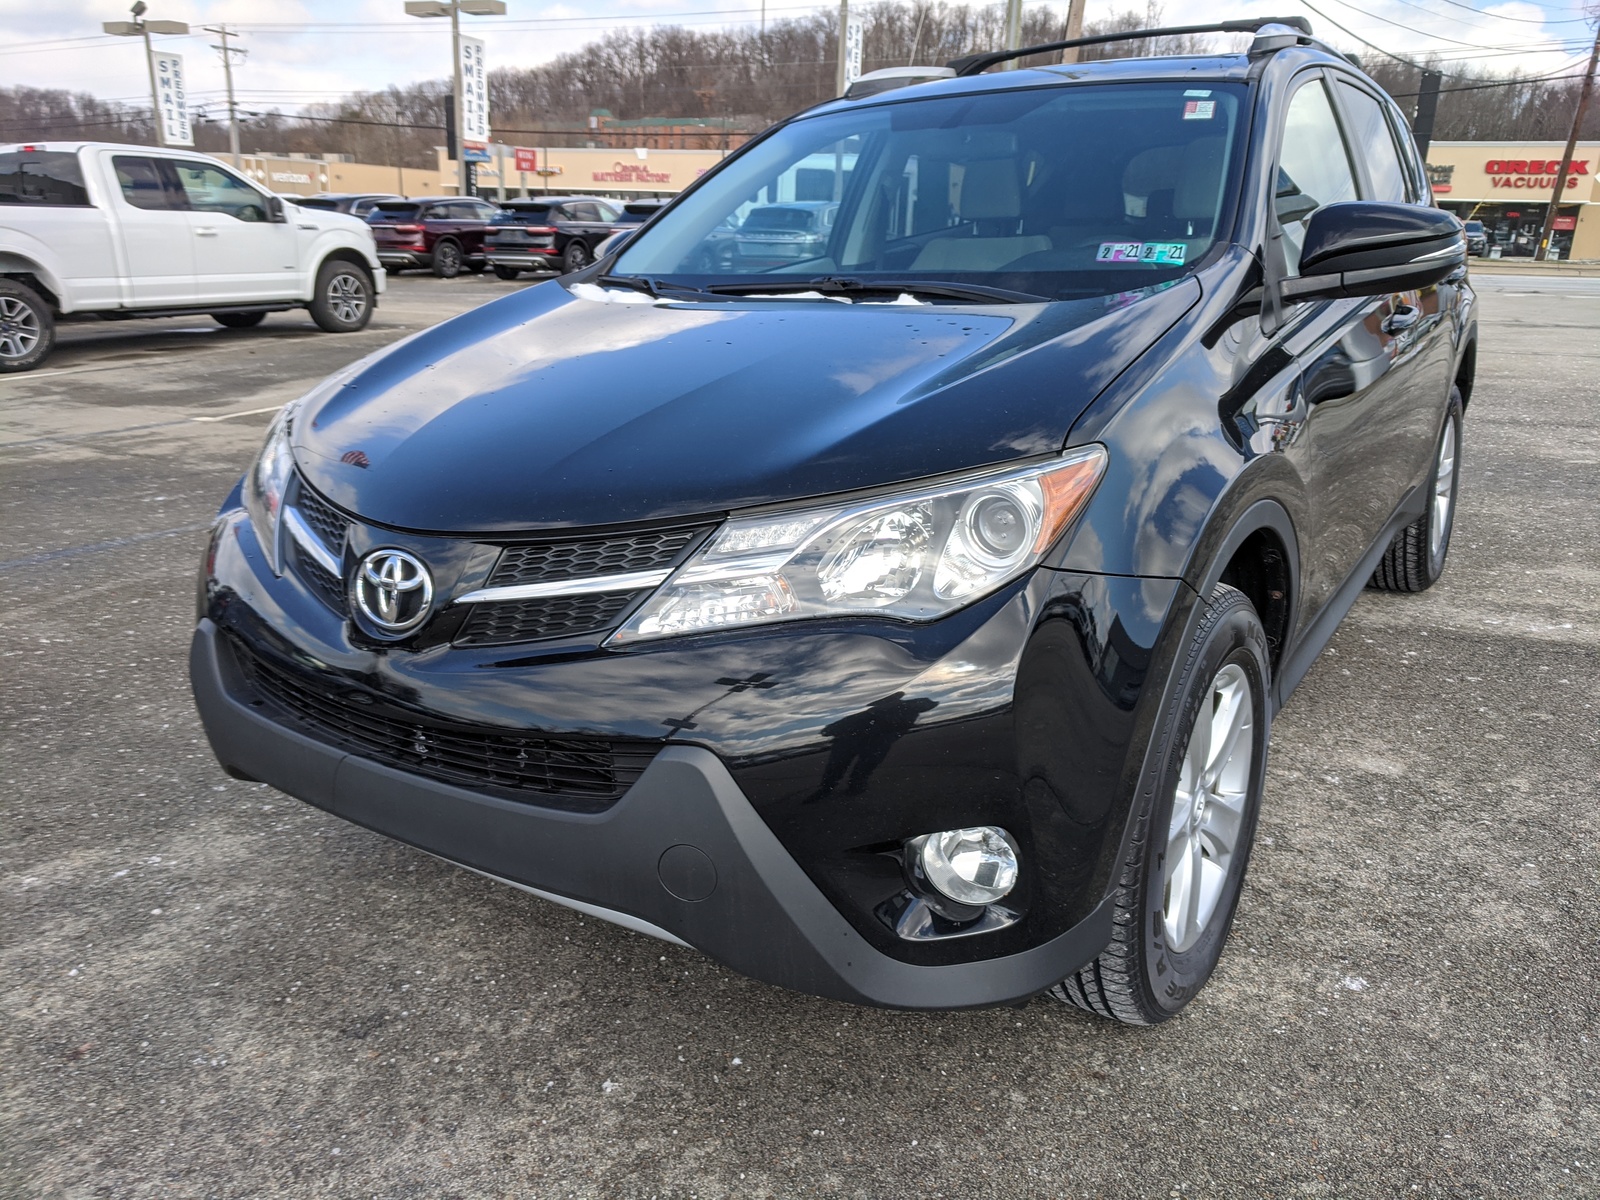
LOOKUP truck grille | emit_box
[455,591,642,647]
[233,641,658,809]
[293,484,351,552]
[487,527,708,587]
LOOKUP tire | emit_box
[309,260,373,333]
[212,311,267,329]
[1049,584,1270,1025]
[0,280,55,373]
[561,240,591,274]
[492,265,522,281]
[431,240,463,278]
[1369,387,1463,593]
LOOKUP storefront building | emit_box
[1424,141,1600,260]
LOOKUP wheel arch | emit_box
[1453,334,1477,411]
[1193,499,1298,678]
[0,252,62,313]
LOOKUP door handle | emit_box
[1381,303,1421,335]
[194,227,219,237]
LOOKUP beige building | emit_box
[1425,141,1600,261]
[231,153,447,199]
[434,145,729,198]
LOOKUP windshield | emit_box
[616,81,1247,300]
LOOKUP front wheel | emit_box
[1050,584,1270,1025]
[309,261,373,333]
[0,279,55,373]
[1369,388,1463,593]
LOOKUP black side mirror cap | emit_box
[1281,201,1464,303]
[267,195,287,224]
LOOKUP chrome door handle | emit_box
[195,227,219,237]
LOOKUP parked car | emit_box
[593,199,672,260]
[733,201,838,268]
[1463,218,1488,257]
[191,19,1474,1023]
[366,196,500,277]
[482,195,621,278]
[0,142,383,372]
[296,192,403,218]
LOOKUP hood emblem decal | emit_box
[353,549,433,636]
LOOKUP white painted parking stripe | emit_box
[191,404,286,423]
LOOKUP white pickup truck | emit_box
[0,142,386,372]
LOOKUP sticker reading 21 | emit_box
[1097,242,1187,265]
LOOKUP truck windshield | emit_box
[615,81,1247,300]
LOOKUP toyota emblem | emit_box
[353,548,433,636]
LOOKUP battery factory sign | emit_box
[1484,157,1591,189]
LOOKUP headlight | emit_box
[612,445,1106,642]
[244,403,298,574]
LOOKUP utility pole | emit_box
[1536,24,1599,261]
[204,24,246,167]
[1059,0,1087,66]
[835,1,850,95]
[1001,0,1023,68]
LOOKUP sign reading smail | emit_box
[1485,158,1592,189]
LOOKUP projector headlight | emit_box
[244,402,299,575]
[611,445,1106,642]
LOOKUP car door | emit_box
[106,153,196,306]
[171,160,299,304]
[1257,73,1427,620]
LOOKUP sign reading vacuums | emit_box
[459,35,491,162]
[154,52,193,147]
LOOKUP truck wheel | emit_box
[1369,388,1463,593]
[492,265,522,280]
[0,280,55,373]
[309,261,373,333]
[431,240,463,278]
[212,311,267,329]
[1049,584,1270,1025]
[561,241,591,274]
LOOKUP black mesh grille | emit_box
[293,483,351,553]
[456,590,643,647]
[232,641,657,809]
[292,541,348,616]
[487,527,708,587]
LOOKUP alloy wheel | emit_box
[1163,662,1254,953]
[327,273,368,324]
[1429,418,1457,562]
[0,296,42,361]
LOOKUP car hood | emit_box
[293,277,1198,533]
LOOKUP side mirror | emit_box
[267,195,287,224]
[1281,201,1464,303]
[595,227,639,260]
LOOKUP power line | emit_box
[1315,0,1588,53]
[1407,0,1599,25]
[1299,0,1589,78]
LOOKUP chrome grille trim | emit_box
[283,505,343,577]
[455,568,672,604]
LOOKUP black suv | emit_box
[192,19,1474,1023]
[483,195,622,277]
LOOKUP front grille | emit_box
[293,484,351,553]
[292,540,348,616]
[233,641,658,809]
[456,590,643,647]
[487,527,708,588]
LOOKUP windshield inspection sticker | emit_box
[1097,242,1144,262]
[1140,242,1187,265]
[1183,99,1216,120]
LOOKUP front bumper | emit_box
[191,618,1113,1009]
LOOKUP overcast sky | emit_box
[1,0,1593,121]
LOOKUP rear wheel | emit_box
[309,260,373,333]
[561,240,591,274]
[431,239,463,278]
[1370,387,1463,593]
[212,311,266,329]
[0,280,54,373]
[492,264,522,280]
[1049,584,1270,1025]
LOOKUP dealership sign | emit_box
[460,35,489,145]
[1485,157,1590,189]
[153,53,192,147]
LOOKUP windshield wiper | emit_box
[702,276,1048,304]
[590,274,707,299]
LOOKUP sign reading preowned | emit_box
[153,53,192,147]
[459,35,489,154]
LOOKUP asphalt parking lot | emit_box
[3,271,1597,1199]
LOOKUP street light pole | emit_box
[104,3,190,148]
[1535,25,1600,262]
[403,1,506,197]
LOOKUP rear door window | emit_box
[370,203,420,222]
[1275,79,1360,273]
[0,151,92,206]
[1335,82,1410,203]
[112,155,187,211]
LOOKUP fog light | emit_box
[914,826,1019,907]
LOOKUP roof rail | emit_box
[946,16,1314,77]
